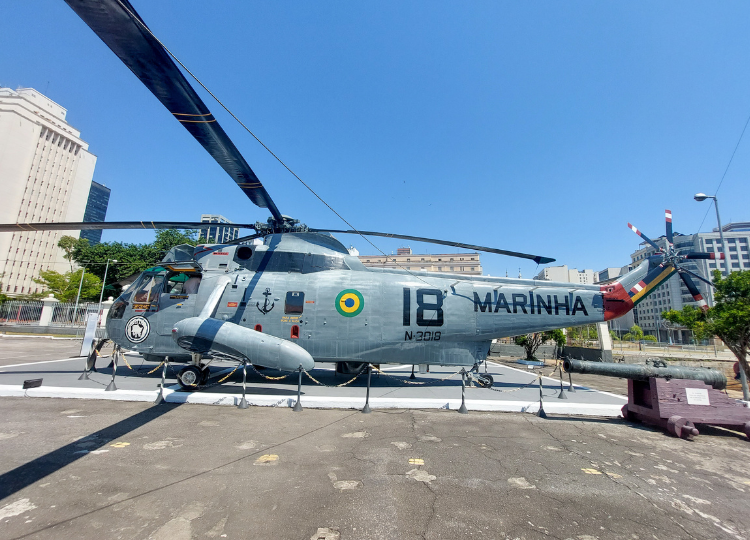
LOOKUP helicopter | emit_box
[0,0,720,390]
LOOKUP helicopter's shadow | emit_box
[0,403,182,501]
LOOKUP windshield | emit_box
[132,273,165,303]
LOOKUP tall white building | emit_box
[0,87,97,295]
[198,214,240,244]
[534,265,596,285]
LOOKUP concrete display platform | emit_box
[0,348,626,416]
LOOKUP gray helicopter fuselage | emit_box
[106,233,607,368]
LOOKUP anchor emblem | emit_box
[257,288,275,315]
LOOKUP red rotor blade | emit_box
[627,223,661,253]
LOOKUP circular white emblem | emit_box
[125,316,150,343]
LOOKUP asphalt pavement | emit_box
[1,398,749,540]
[1,336,749,539]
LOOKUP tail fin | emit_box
[600,257,676,321]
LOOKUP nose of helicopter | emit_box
[171,317,315,372]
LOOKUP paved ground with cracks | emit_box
[0,397,749,540]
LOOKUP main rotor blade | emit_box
[678,271,708,311]
[683,252,724,260]
[665,209,673,244]
[678,267,715,288]
[225,233,266,245]
[309,229,555,264]
[64,0,283,223]
[627,222,662,253]
[0,221,256,232]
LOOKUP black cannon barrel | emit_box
[563,359,727,390]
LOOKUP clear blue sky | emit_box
[3,1,750,278]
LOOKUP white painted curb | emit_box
[0,384,624,417]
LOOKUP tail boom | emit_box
[600,260,676,321]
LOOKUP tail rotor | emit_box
[627,210,717,312]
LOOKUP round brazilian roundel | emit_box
[335,289,365,317]
[125,316,150,343]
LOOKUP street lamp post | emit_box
[98,259,117,316]
[72,264,87,325]
[694,193,748,400]
[694,193,731,276]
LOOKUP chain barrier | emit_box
[476,360,563,394]
[217,362,242,383]
[302,367,364,388]
[116,348,166,375]
[370,365,464,386]
[90,343,569,397]
[483,360,563,394]
[484,373,541,394]
[249,363,294,381]
[93,340,115,359]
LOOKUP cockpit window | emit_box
[285,291,305,314]
[133,274,165,303]
[165,272,201,295]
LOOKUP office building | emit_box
[80,180,111,245]
[0,87,97,295]
[359,247,482,275]
[534,265,596,284]
[199,214,240,244]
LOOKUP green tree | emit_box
[609,330,620,341]
[567,324,598,343]
[0,273,8,305]
[71,229,198,295]
[664,270,750,381]
[622,324,644,342]
[32,269,103,302]
[57,235,89,272]
[515,329,566,360]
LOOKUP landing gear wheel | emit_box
[200,367,210,386]
[476,374,494,388]
[178,366,202,391]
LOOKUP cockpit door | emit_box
[157,272,201,335]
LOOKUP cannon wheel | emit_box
[621,404,636,422]
[667,416,699,440]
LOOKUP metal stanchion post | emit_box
[740,368,750,402]
[458,369,468,414]
[410,365,416,380]
[105,348,118,392]
[293,366,303,412]
[557,364,568,399]
[78,354,91,381]
[154,357,168,405]
[536,372,547,418]
[567,370,575,393]
[238,360,249,409]
[362,364,372,413]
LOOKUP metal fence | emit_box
[0,300,102,327]
[0,301,44,325]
